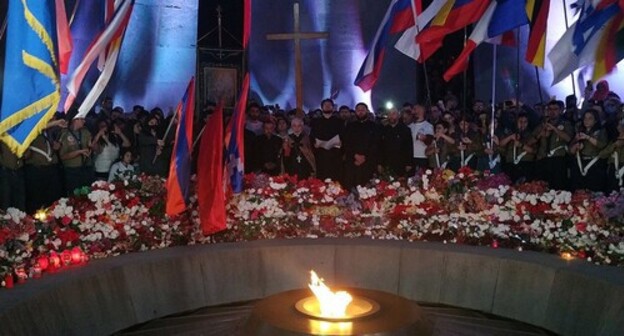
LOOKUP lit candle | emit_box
[71,247,82,264]
[49,251,61,270]
[32,264,42,279]
[15,266,27,284]
[61,250,72,266]
[491,240,499,249]
[80,252,89,264]
[561,252,574,261]
[37,256,49,271]
[4,274,14,289]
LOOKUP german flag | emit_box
[525,0,550,67]
[593,13,624,81]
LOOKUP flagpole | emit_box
[409,0,432,107]
[490,43,497,150]
[0,16,7,41]
[561,0,577,98]
[515,28,521,107]
[68,0,81,27]
[462,25,469,118]
[534,67,544,106]
[193,124,207,150]
[152,114,177,164]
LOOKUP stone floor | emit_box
[115,301,558,336]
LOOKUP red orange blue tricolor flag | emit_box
[197,102,226,235]
[165,77,196,217]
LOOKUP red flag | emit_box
[55,0,73,74]
[198,103,227,235]
[243,0,251,48]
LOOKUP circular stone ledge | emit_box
[0,239,622,336]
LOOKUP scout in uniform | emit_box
[0,141,26,210]
[59,113,94,195]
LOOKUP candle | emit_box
[71,247,82,264]
[32,264,42,279]
[80,252,89,264]
[4,274,14,288]
[49,251,61,270]
[37,256,49,271]
[15,266,27,284]
[61,250,72,266]
[491,240,499,249]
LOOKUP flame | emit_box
[308,270,353,318]
[34,209,47,222]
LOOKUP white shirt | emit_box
[94,141,120,173]
[408,120,433,159]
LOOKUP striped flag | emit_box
[77,0,134,117]
[355,0,417,91]
[443,1,498,81]
[55,0,73,74]
[166,77,196,216]
[395,0,448,62]
[0,0,60,156]
[226,74,250,194]
[526,0,551,67]
[593,13,624,80]
[443,0,529,81]
[63,0,134,114]
[416,0,491,62]
[549,1,620,84]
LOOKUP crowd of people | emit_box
[243,80,624,195]
[0,96,175,213]
[1,80,623,214]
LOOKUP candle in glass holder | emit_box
[49,251,61,270]
[15,266,27,284]
[32,264,42,279]
[80,251,89,264]
[37,256,49,271]
[71,247,82,264]
[61,250,72,266]
[4,274,14,288]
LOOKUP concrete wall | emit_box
[0,239,622,335]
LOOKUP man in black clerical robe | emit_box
[256,119,282,176]
[342,103,379,189]
[378,108,413,177]
[282,118,315,179]
[310,99,343,182]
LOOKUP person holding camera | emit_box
[535,100,573,190]
[569,109,608,191]
[500,113,537,183]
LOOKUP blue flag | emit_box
[0,0,60,156]
[488,0,530,38]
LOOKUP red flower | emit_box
[576,222,587,232]
[61,216,72,226]
[54,228,80,246]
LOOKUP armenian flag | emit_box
[165,77,196,216]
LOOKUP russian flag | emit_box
[354,0,418,92]
[166,77,196,216]
[226,74,250,194]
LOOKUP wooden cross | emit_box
[266,2,329,112]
